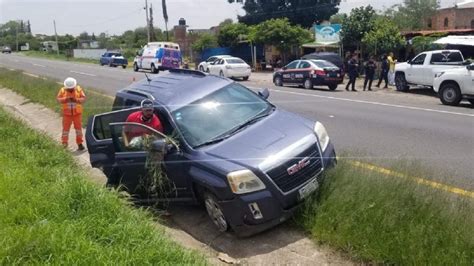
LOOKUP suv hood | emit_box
[201,109,318,171]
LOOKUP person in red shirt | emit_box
[123,99,163,147]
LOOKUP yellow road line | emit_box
[349,160,474,199]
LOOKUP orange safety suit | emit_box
[56,86,86,145]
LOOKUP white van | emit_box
[133,42,182,73]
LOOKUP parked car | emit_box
[301,52,344,75]
[273,59,343,90]
[207,57,251,80]
[394,50,466,92]
[2,46,12,54]
[133,42,182,73]
[86,68,336,236]
[433,63,474,106]
[100,52,128,68]
[198,55,232,72]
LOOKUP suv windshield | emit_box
[172,83,272,148]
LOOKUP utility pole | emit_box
[53,20,59,55]
[145,0,150,43]
[149,3,155,41]
[15,22,19,52]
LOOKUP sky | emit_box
[0,0,467,36]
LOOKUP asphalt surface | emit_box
[1,53,473,190]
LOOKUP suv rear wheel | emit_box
[439,82,462,106]
[203,192,229,232]
[395,73,409,92]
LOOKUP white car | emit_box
[433,63,474,106]
[198,55,232,72]
[207,57,251,80]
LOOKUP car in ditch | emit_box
[85,69,336,236]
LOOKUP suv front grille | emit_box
[266,144,323,193]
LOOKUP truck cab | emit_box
[395,50,465,92]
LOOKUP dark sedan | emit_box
[273,59,343,90]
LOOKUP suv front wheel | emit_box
[203,192,229,232]
[439,82,462,106]
[395,73,409,92]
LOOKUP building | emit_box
[426,0,474,30]
[173,18,220,61]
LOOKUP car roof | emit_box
[121,70,232,112]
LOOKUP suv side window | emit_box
[112,123,165,152]
[430,52,463,64]
[411,54,426,65]
[125,99,140,107]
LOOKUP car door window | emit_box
[411,54,426,65]
[207,57,215,62]
[92,109,139,141]
[110,123,166,153]
[430,52,463,64]
[285,61,299,70]
[298,61,311,69]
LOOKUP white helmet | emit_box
[64,77,77,89]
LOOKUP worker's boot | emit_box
[77,144,85,151]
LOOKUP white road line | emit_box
[32,63,46,68]
[268,88,474,118]
[9,68,15,71]
[70,70,96,77]
[23,72,40,78]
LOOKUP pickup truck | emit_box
[394,50,465,92]
[433,63,474,106]
[100,52,128,69]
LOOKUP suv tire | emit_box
[439,82,462,106]
[395,73,409,92]
[203,192,229,232]
[199,65,204,72]
[328,84,338,91]
[133,63,139,72]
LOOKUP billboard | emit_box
[315,24,341,45]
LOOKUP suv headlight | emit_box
[314,122,330,152]
[227,170,266,194]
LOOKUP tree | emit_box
[251,18,312,62]
[191,33,218,53]
[217,22,249,47]
[384,0,439,31]
[341,6,377,50]
[26,20,32,34]
[78,31,90,41]
[227,0,340,28]
[362,17,405,55]
[219,19,234,27]
[329,13,346,24]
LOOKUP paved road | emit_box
[1,53,473,190]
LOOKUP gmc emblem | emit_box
[287,157,311,175]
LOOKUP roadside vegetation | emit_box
[297,157,474,265]
[21,51,99,64]
[0,68,113,123]
[0,107,206,264]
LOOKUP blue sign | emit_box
[314,24,341,44]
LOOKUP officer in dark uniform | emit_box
[376,54,389,89]
[345,54,358,92]
[363,56,376,91]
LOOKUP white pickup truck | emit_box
[433,63,474,106]
[394,50,466,92]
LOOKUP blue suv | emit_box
[86,69,336,236]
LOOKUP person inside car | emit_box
[122,99,163,148]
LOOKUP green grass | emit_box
[297,158,474,265]
[0,68,113,124]
[21,51,99,64]
[0,107,206,264]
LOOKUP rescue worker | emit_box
[56,77,86,151]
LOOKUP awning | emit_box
[302,42,340,48]
[433,35,474,46]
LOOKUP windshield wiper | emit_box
[193,136,228,149]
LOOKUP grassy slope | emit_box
[0,107,206,264]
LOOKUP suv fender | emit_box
[189,166,233,200]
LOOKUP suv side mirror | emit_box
[258,88,270,99]
[467,64,474,71]
[462,60,472,66]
